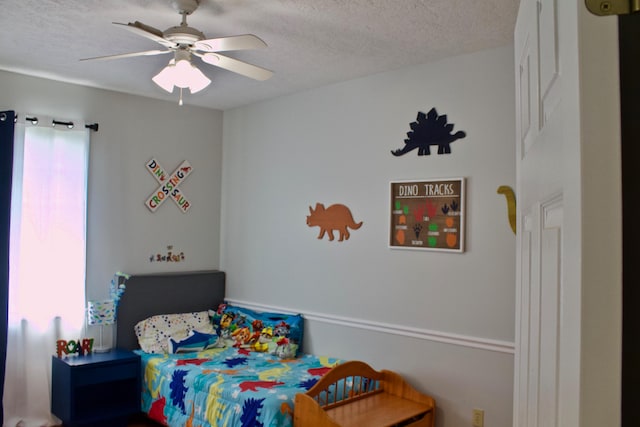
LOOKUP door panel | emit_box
[514,1,621,426]
[514,213,532,427]
[515,0,539,158]
[514,1,567,426]
[538,0,560,127]
[524,210,540,427]
[518,42,532,150]
[517,199,563,427]
[538,197,562,427]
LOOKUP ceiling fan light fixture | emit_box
[89,1,271,105]
[152,57,211,97]
[152,60,177,93]
[172,59,210,93]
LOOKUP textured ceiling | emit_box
[0,0,519,110]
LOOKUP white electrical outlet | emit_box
[472,408,484,427]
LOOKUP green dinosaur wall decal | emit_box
[497,185,516,234]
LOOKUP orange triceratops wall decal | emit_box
[306,203,363,242]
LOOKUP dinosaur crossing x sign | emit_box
[391,108,466,156]
[145,158,193,212]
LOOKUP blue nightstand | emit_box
[51,349,141,427]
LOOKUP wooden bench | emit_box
[294,360,435,427]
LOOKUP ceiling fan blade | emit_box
[114,21,175,48]
[80,49,171,62]
[199,53,273,81]
[194,34,267,53]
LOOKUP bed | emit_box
[116,270,342,427]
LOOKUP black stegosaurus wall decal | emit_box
[391,108,466,156]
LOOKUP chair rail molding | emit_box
[225,299,515,354]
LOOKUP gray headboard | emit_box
[115,270,226,350]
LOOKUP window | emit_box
[9,123,88,329]
[4,120,89,426]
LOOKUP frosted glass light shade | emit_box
[87,299,116,325]
[152,63,177,92]
[152,59,211,94]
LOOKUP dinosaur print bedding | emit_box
[139,346,341,427]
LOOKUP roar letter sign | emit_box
[390,178,465,252]
[145,158,193,213]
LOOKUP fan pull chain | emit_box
[179,87,184,106]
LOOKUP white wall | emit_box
[0,70,224,301]
[1,44,517,426]
[221,45,516,426]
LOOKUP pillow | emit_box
[168,330,220,354]
[211,303,304,358]
[135,311,215,353]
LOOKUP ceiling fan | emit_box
[82,0,273,104]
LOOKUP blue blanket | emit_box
[138,347,341,427]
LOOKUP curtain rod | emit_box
[5,113,99,132]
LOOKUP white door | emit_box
[513,1,622,427]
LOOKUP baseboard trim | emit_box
[225,298,515,354]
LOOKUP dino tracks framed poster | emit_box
[389,178,465,252]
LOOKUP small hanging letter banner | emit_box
[145,158,193,213]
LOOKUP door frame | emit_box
[620,12,640,427]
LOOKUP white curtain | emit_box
[4,121,89,427]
